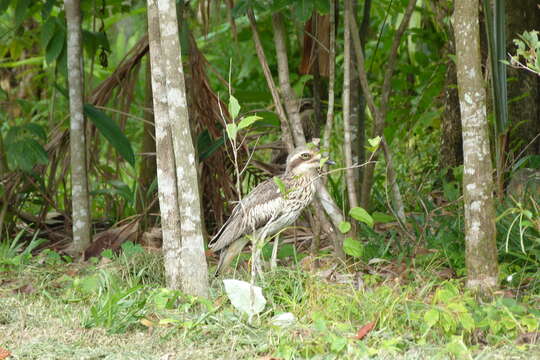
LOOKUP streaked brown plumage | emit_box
[210,145,332,274]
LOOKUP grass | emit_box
[1,240,539,360]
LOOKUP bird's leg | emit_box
[270,234,280,270]
[250,235,265,283]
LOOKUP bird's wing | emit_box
[209,178,285,251]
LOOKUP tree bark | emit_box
[454,0,498,294]
[350,0,371,185]
[137,60,158,231]
[433,1,463,174]
[343,1,359,208]
[65,0,92,256]
[147,0,209,297]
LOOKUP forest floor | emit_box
[1,246,539,360]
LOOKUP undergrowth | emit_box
[1,229,539,359]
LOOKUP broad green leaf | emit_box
[424,308,439,327]
[84,104,135,166]
[223,279,266,318]
[24,123,47,141]
[226,123,238,141]
[41,0,56,19]
[372,212,394,224]
[41,17,57,49]
[14,0,32,28]
[368,136,381,148]
[45,29,65,64]
[295,0,314,23]
[0,0,10,13]
[314,0,330,14]
[460,313,475,331]
[343,237,363,258]
[228,95,240,120]
[237,115,262,130]
[338,221,351,234]
[349,207,374,228]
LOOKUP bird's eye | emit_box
[300,153,311,160]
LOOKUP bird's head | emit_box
[285,145,335,176]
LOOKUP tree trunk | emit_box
[433,1,463,174]
[506,0,540,156]
[454,0,498,294]
[343,1,359,208]
[137,60,158,231]
[65,0,92,256]
[147,0,209,297]
[351,0,371,185]
[272,13,306,147]
[348,0,412,225]
[247,9,294,153]
[271,11,346,259]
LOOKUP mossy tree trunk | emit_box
[65,0,92,257]
[453,0,499,294]
[147,0,209,297]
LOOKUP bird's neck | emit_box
[285,169,318,180]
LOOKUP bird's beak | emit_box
[325,159,336,165]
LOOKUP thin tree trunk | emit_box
[247,9,294,153]
[270,10,346,258]
[343,1,359,208]
[322,0,336,156]
[137,60,158,231]
[65,0,92,256]
[348,0,412,224]
[272,13,306,147]
[353,0,371,183]
[454,0,498,295]
[155,0,209,297]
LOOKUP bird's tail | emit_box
[214,237,250,276]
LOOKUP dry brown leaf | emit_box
[0,347,11,360]
[13,284,35,295]
[355,321,376,340]
[140,318,155,328]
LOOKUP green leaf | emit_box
[24,123,47,141]
[273,176,287,196]
[349,207,374,228]
[14,0,32,28]
[314,0,330,14]
[41,16,57,49]
[338,221,351,234]
[295,0,314,23]
[424,308,439,327]
[367,136,381,148]
[372,212,394,223]
[237,115,262,130]
[228,95,240,120]
[226,123,238,141]
[343,237,363,258]
[41,0,56,19]
[84,104,135,166]
[0,0,11,13]
[45,28,65,64]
